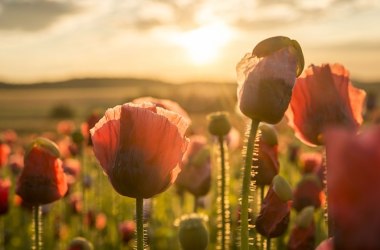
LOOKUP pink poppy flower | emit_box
[90,102,189,199]
[286,63,366,146]
[237,36,304,123]
[176,135,211,197]
[326,126,380,249]
[0,178,11,215]
[16,137,68,205]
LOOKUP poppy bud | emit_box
[287,206,315,250]
[273,175,293,202]
[16,137,68,205]
[67,237,94,250]
[176,213,209,250]
[237,36,304,123]
[207,112,231,137]
[293,174,323,212]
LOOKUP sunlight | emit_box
[176,23,232,65]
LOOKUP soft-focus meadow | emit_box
[0,77,379,250]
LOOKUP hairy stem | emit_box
[136,198,144,250]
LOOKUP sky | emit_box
[0,0,380,84]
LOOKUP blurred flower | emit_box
[57,137,79,159]
[237,36,304,123]
[91,102,189,199]
[253,124,279,186]
[0,178,11,215]
[255,175,292,238]
[118,220,136,244]
[68,193,83,214]
[57,120,75,135]
[226,127,242,151]
[96,213,107,231]
[287,143,300,163]
[326,126,380,249]
[67,237,94,250]
[176,213,209,250]
[176,135,211,197]
[63,158,81,181]
[287,206,315,250]
[8,152,24,176]
[82,110,101,146]
[0,141,11,168]
[132,96,191,123]
[286,63,366,146]
[16,137,68,205]
[1,129,18,145]
[293,174,323,212]
[299,152,323,174]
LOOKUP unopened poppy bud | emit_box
[25,137,60,158]
[295,206,314,228]
[207,112,231,136]
[67,237,94,250]
[259,124,278,146]
[176,213,209,250]
[273,175,293,202]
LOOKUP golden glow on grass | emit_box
[176,23,232,65]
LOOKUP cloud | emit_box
[0,0,81,31]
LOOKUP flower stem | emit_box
[240,119,260,250]
[136,198,144,250]
[33,205,41,250]
[218,136,227,250]
[193,195,198,213]
[266,237,271,250]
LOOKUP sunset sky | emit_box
[0,0,379,84]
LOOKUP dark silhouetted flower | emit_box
[293,174,323,212]
[255,175,292,238]
[16,137,68,205]
[0,178,11,215]
[286,63,366,146]
[90,102,189,199]
[326,126,380,249]
[176,135,211,197]
[237,36,304,123]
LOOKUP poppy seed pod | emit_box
[237,36,304,123]
[90,102,189,199]
[67,237,94,250]
[176,213,209,250]
[207,112,231,137]
[16,137,68,205]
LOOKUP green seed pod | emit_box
[68,237,94,250]
[273,175,293,202]
[207,112,231,137]
[259,123,278,146]
[176,214,209,250]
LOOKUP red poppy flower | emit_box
[253,124,279,186]
[16,137,68,205]
[255,176,292,238]
[293,174,323,212]
[315,238,334,250]
[326,126,380,249]
[176,135,211,197]
[286,63,366,146]
[90,102,189,199]
[237,36,304,123]
[0,178,11,215]
[0,141,10,168]
[299,152,323,174]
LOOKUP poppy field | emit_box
[1,36,380,250]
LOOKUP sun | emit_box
[175,23,232,65]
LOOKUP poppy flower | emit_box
[299,152,323,174]
[315,238,334,250]
[253,124,279,186]
[133,96,191,123]
[16,137,68,205]
[0,178,11,215]
[57,120,75,135]
[236,36,304,123]
[325,126,380,249]
[0,141,11,168]
[176,135,211,197]
[1,129,18,145]
[90,102,189,199]
[286,63,366,146]
[119,220,136,244]
[287,206,315,250]
[292,174,323,212]
[255,175,292,238]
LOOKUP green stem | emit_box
[240,119,260,250]
[33,205,41,250]
[136,198,144,250]
[193,195,198,213]
[219,136,227,250]
[266,237,271,250]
